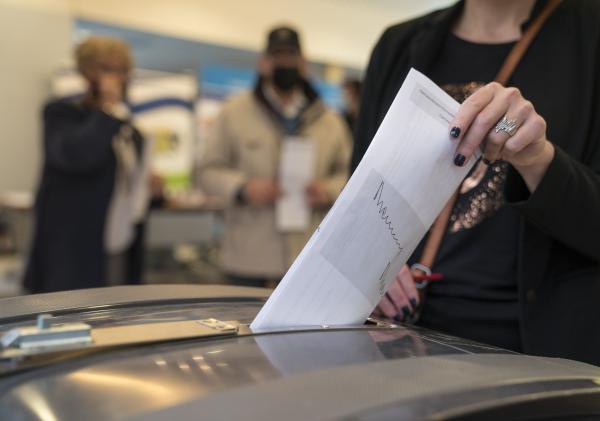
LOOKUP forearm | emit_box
[198,166,247,205]
[512,141,555,193]
[319,173,346,204]
[506,145,600,261]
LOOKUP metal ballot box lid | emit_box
[0,284,598,421]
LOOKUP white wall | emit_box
[0,1,72,193]
[71,0,455,69]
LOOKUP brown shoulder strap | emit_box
[495,0,562,85]
[416,0,562,273]
[417,189,458,272]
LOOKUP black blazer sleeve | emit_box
[351,28,394,173]
[506,148,600,262]
[43,101,123,174]
[506,40,600,261]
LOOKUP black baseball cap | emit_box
[266,26,301,54]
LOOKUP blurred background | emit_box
[0,0,454,296]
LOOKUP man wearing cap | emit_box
[199,26,351,287]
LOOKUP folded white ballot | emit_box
[276,137,315,232]
[251,68,480,330]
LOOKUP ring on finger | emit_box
[411,263,431,290]
[495,115,520,137]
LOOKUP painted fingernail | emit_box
[450,126,461,138]
[454,154,466,167]
[401,306,411,318]
[409,298,418,309]
[393,314,403,323]
[482,157,492,165]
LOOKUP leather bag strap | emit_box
[416,0,562,274]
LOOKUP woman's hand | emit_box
[242,178,282,207]
[449,82,555,192]
[372,265,419,321]
[305,180,331,209]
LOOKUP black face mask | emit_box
[272,66,301,92]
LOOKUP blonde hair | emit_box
[75,36,133,78]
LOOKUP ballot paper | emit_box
[251,68,479,330]
[276,137,315,232]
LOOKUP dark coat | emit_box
[24,99,123,293]
[352,0,600,365]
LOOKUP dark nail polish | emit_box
[409,298,418,309]
[401,306,411,319]
[450,126,461,138]
[454,154,466,167]
[393,315,403,323]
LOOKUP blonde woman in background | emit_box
[24,37,149,293]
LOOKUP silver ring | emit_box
[495,115,519,137]
[411,263,431,290]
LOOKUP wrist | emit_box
[513,140,555,193]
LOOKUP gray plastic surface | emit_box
[0,284,271,321]
[125,353,600,421]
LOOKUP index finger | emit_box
[448,82,497,145]
[396,265,419,308]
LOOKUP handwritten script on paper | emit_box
[373,180,404,296]
[373,179,404,252]
[251,69,480,330]
[320,169,422,305]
